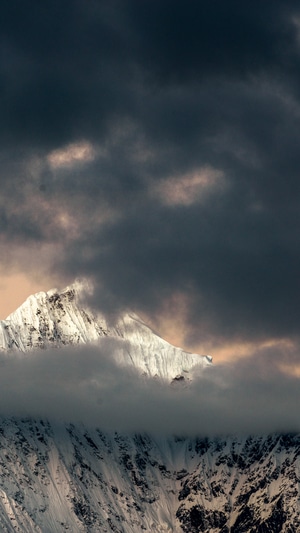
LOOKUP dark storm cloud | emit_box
[2,1,300,348]
[0,0,298,148]
[61,185,300,343]
[0,341,300,436]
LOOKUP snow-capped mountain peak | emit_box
[0,281,211,381]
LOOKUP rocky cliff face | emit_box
[0,283,297,532]
[0,419,298,532]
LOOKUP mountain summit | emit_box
[0,281,211,381]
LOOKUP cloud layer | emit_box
[1,1,300,355]
[1,341,300,436]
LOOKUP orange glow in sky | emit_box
[0,274,50,319]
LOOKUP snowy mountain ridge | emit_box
[0,281,212,381]
[0,418,296,532]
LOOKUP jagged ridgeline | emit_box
[0,282,296,532]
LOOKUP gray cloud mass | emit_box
[0,341,299,436]
[1,2,300,357]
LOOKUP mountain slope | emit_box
[0,418,297,532]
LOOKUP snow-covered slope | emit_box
[0,418,297,532]
[0,281,211,380]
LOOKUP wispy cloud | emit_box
[47,141,96,169]
[154,167,224,206]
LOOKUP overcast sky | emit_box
[1,0,300,364]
